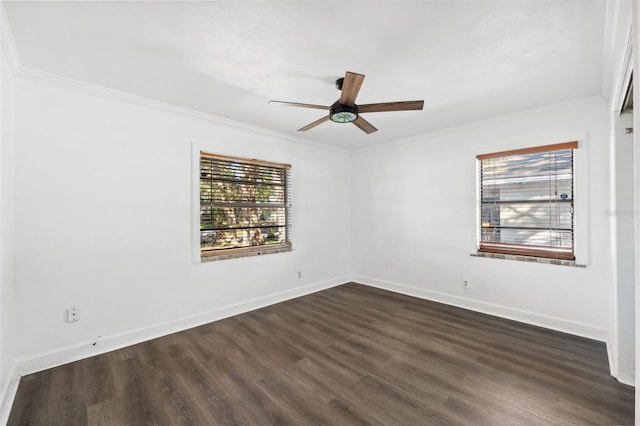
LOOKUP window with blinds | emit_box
[477,141,578,260]
[199,152,291,259]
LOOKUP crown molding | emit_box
[18,66,351,155]
[14,67,608,158]
[602,0,632,102]
[0,2,21,74]
[602,0,621,101]
[613,29,633,114]
[351,95,604,155]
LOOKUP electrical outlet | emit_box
[462,279,469,289]
[67,306,80,322]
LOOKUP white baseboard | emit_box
[605,339,618,378]
[17,276,348,377]
[0,363,19,426]
[8,274,621,416]
[352,275,609,342]
[616,373,635,386]
[604,339,635,386]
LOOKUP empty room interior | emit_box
[1,1,640,425]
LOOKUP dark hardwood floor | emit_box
[9,282,635,425]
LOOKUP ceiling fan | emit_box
[269,71,424,134]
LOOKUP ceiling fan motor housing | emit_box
[330,101,358,123]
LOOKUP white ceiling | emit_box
[4,1,606,150]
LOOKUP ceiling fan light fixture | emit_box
[270,71,424,134]
[330,102,358,123]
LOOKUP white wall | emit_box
[12,75,352,373]
[0,3,17,423]
[632,1,640,422]
[351,97,613,340]
[610,110,635,384]
[603,0,635,387]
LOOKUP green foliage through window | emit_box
[200,153,290,256]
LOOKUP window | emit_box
[477,141,578,260]
[199,152,291,260]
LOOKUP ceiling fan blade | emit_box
[358,100,424,113]
[352,116,378,134]
[339,72,365,106]
[269,100,330,110]
[298,115,330,131]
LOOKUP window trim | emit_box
[193,147,292,263]
[200,151,292,171]
[478,242,574,260]
[476,141,579,160]
[476,141,578,261]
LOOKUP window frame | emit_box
[476,141,578,261]
[195,150,292,262]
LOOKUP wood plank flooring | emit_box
[8,282,635,425]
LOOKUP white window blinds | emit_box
[477,141,578,260]
[200,152,291,258]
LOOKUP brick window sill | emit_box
[470,252,586,268]
[201,243,292,262]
